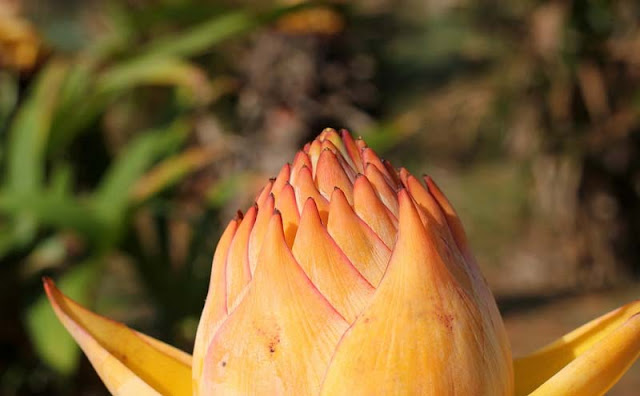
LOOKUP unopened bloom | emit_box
[46,129,640,395]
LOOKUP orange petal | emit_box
[364,163,399,217]
[321,139,357,182]
[320,190,513,395]
[406,175,447,229]
[255,179,273,207]
[340,129,364,173]
[322,128,357,171]
[307,139,322,177]
[225,206,256,311]
[424,175,472,262]
[405,175,472,291]
[290,151,312,186]
[316,149,354,204]
[362,147,394,185]
[275,183,300,247]
[44,279,192,396]
[292,166,329,224]
[248,194,274,274]
[271,163,290,201]
[383,158,402,187]
[293,198,374,323]
[200,213,348,395]
[353,174,397,248]
[320,138,339,154]
[327,188,391,286]
[193,219,238,386]
[421,175,512,372]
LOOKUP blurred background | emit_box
[1,0,639,394]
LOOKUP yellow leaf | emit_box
[528,313,640,396]
[514,300,640,395]
[44,278,192,396]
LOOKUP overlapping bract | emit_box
[45,129,640,396]
[192,128,513,395]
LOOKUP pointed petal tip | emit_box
[43,277,59,308]
[303,196,319,212]
[267,211,285,238]
[42,276,53,291]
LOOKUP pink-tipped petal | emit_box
[271,163,291,201]
[364,163,399,217]
[322,128,357,171]
[293,166,329,224]
[307,139,323,177]
[327,188,390,286]
[293,199,375,323]
[424,175,472,261]
[200,214,348,395]
[193,219,238,385]
[225,206,256,311]
[255,180,273,209]
[383,158,402,187]
[320,190,513,396]
[275,183,300,247]
[316,149,354,204]
[248,194,274,274]
[339,129,364,173]
[290,151,312,186]
[362,147,395,186]
[353,175,397,248]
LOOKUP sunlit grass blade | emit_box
[131,145,226,204]
[140,11,255,59]
[136,3,319,60]
[97,57,211,103]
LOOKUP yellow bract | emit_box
[44,279,192,396]
[515,300,640,396]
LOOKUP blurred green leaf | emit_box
[92,121,189,227]
[2,61,69,255]
[207,171,256,208]
[137,3,314,60]
[25,261,99,375]
[97,57,210,103]
[49,162,74,199]
[0,71,19,138]
[0,193,106,245]
[22,234,71,277]
[5,60,68,193]
[48,59,101,153]
[141,11,255,60]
